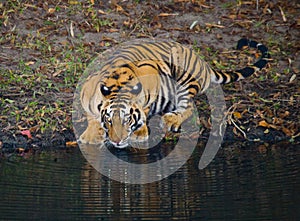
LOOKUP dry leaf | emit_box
[115,4,124,12]
[205,23,225,28]
[289,74,296,83]
[278,6,287,22]
[272,117,283,125]
[158,13,178,17]
[48,8,55,14]
[25,61,35,66]
[258,144,267,154]
[233,112,242,119]
[98,9,107,15]
[278,111,290,118]
[258,120,269,128]
[70,21,74,37]
[69,1,79,5]
[66,141,78,147]
[17,148,25,153]
[21,130,33,139]
[282,127,293,136]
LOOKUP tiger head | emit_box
[81,61,162,147]
[100,100,147,147]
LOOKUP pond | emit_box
[0,142,299,220]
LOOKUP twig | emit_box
[226,101,248,139]
[278,6,287,22]
[230,117,247,139]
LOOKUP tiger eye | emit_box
[101,85,111,96]
[131,82,142,94]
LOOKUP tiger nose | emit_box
[115,139,121,144]
[112,140,128,148]
[111,137,122,145]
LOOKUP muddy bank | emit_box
[0,125,297,156]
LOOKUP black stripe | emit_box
[137,62,158,70]
[184,48,193,71]
[254,59,268,69]
[237,67,254,78]
[110,103,127,109]
[180,72,193,86]
[122,50,143,62]
[152,42,171,54]
[177,69,189,84]
[219,38,270,84]
[135,44,161,60]
[187,84,200,95]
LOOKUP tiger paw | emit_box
[79,127,105,145]
[161,112,182,132]
[130,124,149,142]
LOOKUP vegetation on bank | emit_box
[0,0,299,153]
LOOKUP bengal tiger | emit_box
[79,38,270,148]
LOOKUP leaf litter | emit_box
[0,0,299,154]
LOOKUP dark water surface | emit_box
[0,142,299,221]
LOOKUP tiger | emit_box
[79,38,270,148]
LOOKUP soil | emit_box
[0,0,299,155]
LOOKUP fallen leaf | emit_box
[278,6,287,22]
[98,9,107,15]
[48,8,56,14]
[25,61,35,66]
[233,111,242,119]
[272,117,283,125]
[21,130,33,139]
[258,144,267,154]
[205,23,225,28]
[289,74,296,83]
[66,141,78,147]
[17,148,25,153]
[70,21,74,37]
[114,4,124,12]
[258,120,278,129]
[69,0,79,5]
[278,111,289,118]
[282,127,293,136]
[228,14,237,20]
[258,120,269,128]
[158,13,179,17]
[190,20,198,30]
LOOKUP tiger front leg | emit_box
[129,124,149,148]
[162,107,194,132]
[130,124,149,141]
[79,114,105,145]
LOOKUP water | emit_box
[0,142,299,220]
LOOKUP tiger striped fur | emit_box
[79,38,270,147]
